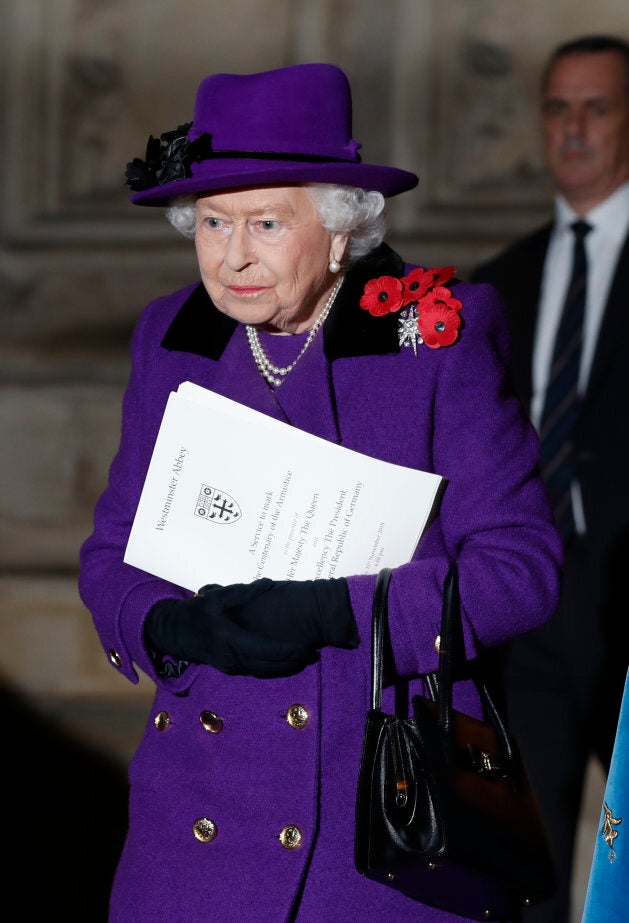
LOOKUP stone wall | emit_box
[2,0,628,765]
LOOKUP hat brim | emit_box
[129,158,419,205]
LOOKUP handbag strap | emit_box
[436,565,514,761]
[370,565,459,716]
[370,567,393,710]
[436,564,460,742]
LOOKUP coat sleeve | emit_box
[345,280,563,681]
[79,296,201,693]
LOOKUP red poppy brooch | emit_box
[359,266,462,353]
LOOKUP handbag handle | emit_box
[370,567,393,710]
[436,565,459,741]
[370,565,458,714]
[370,564,515,763]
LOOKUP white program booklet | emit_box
[124,382,444,592]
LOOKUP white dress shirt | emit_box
[531,181,629,532]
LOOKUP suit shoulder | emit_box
[471,224,552,283]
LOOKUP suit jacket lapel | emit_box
[587,232,629,395]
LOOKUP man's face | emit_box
[542,50,629,211]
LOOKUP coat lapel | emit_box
[323,244,403,359]
[159,243,405,364]
[161,282,238,358]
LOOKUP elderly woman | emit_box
[79,63,561,922]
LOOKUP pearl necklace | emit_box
[245,276,344,387]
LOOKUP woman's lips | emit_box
[227,286,268,296]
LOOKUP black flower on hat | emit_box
[125,123,213,191]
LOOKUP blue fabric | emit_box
[582,667,629,922]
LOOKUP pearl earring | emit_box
[329,259,341,273]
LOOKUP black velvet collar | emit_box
[160,243,405,360]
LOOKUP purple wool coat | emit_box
[79,244,562,922]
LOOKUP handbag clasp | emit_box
[465,744,508,780]
[385,717,410,806]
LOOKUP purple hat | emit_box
[126,63,419,205]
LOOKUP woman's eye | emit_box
[259,220,280,231]
[205,217,226,230]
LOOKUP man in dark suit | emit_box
[471,35,629,923]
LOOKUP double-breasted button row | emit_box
[192,819,303,849]
[153,710,225,733]
[160,703,308,850]
[155,705,309,733]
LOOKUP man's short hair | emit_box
[542,35,629,94]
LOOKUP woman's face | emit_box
[194,185,347,334]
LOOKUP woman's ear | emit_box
[329,232,349,267]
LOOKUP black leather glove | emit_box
[145,581,321,678]
[207,577,359,650]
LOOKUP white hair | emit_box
[164,183,387,264]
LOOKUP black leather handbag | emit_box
[354,565,556,921]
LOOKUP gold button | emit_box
[108,648,122,668]
[200,710,223,733]
[286,704,309,729]
[279,824,302,849]
[434,635,441,653]
[154,711,171,731]
[193,818,217,843]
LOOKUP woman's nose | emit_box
[223,224,256,269]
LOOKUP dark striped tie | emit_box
[539,219,592,542]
